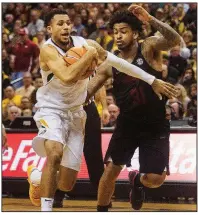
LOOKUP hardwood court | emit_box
[2,198,196,212]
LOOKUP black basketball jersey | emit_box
[112,44,166,124]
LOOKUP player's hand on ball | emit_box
[83,45,98,61]
[151,79,178,100]
[86,39,107,62]
[128,4,152,22]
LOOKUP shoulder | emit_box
[40,44,58,57]
[16,87,23,92]
[2,98,9,103]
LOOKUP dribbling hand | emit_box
[151,79,178,100]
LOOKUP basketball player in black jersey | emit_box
[86,5,181,211]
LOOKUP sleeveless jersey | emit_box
[35,36,89,110]
[112,44,166,124]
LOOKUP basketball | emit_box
[63,47,97,79]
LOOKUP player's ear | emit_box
[46,26,52,34]
[133,31,139,40]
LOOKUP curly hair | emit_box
[109,10,142,32]
[44,9,68,27]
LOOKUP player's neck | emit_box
[120,42,138,60]
[51,37,73,52]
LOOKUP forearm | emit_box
[86,75,108,101]
[98,86,108,110]
[148,16,181,46]
[106,52,155,85]
[67,50,95,81]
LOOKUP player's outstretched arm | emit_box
[86,39,155,85]
[86,39,178,100]
[40,44,98,84]
[128,4,181,50]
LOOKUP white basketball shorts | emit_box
[32,106,86,171]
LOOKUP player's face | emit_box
[48,14,72,45]
[113,23,137,50]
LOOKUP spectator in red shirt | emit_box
[10,28,40,89]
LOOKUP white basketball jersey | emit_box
[35,36,89,110]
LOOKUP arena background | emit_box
[2,1,197,212]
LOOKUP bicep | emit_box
[40,46,67,76]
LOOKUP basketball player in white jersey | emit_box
[27,9,177,211]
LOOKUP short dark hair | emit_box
[109,10,142,32]
[44,9,68,27]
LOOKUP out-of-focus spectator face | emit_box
[21,97,31,109]
[93,7,99,16]
[8,106,21,121]
[23,73,33,87]
[190,84,197,97]
[155,8,164,21]
[15,19,22,27]
[74,16,82,26]
[48,14,72,46]
[22,108,32,116]
[99,27,108,37]
[142,4,150,13]
[81,28,88,38]
[57,4,64,10]
[16,3,25,11]
[81,9,88,19]
[107,4,114,13]
[34,77,43,89]
[37,31,45,42]
[177,4,184,14]
[88,18,94,25]
[104,9,111,20]
[5,86,15,99]
[8,3,15,11]
[183,68,193,80]
[106,94,115,106]
[175,85,182,97]
[163,4,169,14]
[108,104,120,122]
[182,31,193,44]
[73,3,83,12]
[2,33,9,42]
[30,10,39,22]
[13,24,21,34]
[2,49,8,60]
[68,8,76,17]
[114,3,120,10]
[5,14,14,24]
[170,46,180,57]
[96,18,104,29]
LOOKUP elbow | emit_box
[62,73,78,85]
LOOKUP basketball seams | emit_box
[69,49,84,58]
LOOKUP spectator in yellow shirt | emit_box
[3,85,22,112]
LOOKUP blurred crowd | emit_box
[2,3,197,128]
